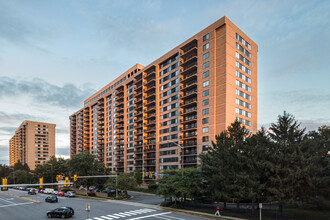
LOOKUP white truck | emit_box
[44,188,54,194]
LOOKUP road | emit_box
[0,189,210,220]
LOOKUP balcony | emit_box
[181,72,197,84]
[181,89,197,99]
[180,62,197,75]
[181,123,197,131]
[181,107,197,116]
[144,113,156,120]
[180,39,198,54]
[144,106,156,113]
[181,81,197,92]
[180,55,197,67]
[181,98,197,108]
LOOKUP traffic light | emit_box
[73,174,77,181]
[142,171,145,178]
[56,175,62,182]
[149,171,152,178]
[1,178,8,191]
[39,178,43,189]
[64,177,70,187]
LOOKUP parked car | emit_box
[44,188,55,194]
[45,195,58,203]
[28,189,37,195]
[52,191,59,195]
[39,189,44,193]
[46,207,74,218]
[64,191,75,198]
[57,191,65,196]
[102,189,116,197]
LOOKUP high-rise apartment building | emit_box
[70,16,258,179]
[9,120,56,170]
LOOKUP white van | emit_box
[44,188,54,194]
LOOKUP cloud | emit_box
[0,1,48,53]
[0,76,95,109]
[0,126,17,135]
[0,111,40,125]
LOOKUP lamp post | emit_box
[9,167,15,184]
[167,140,184,177]
[49,164,53,188]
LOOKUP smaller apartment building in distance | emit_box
[70,16,258,179]
[9,120,56,170]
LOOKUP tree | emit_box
[67,152,106,188]
[133,169,143,185]
[104,173,137,194]
[200,120,251,209]
[157,168,202,206]
[268,111,306,211]
[34,156,69,183]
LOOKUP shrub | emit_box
[87,192,96,197]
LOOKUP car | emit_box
[44,188,55,194]
[46,207,74,218]
[39,189,44,193]
[52,191,59,195]
[59,207,74,216]
[102,189,116,197]
[45,195,58,203]
[28,189,37,195]
[57,191,65,196]
[64,191,75,197]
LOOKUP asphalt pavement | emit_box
[0,189,210,220]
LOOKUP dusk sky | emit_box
[0,0,329,165]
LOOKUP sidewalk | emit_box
[161,206,248,220]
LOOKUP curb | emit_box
[0,192,40,203]
[160,207,248,220]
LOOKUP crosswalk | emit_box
[87,208,184,220]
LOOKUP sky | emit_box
[0,0,329,165]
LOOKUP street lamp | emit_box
[9,167,15,184]
[49,164,53,188]
[167,140,184,177]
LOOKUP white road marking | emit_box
[127,212,172,220]
[0,197,15,204]
[0,202,33,208]
[94,217,105,220]
[100,216,113,220]
[112,213,127,217]
[106,214,120,219]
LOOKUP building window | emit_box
[203,80,209,88]
[202,145,209,151]
[203,70,209,78]
[203,52,209,60]
[203,90,209,97]
[203,108,209,115]
[203,127,209,133]
[203,33,210,42]
[202,136,209,142]
[203,43,209,51]
[202,118,209,124]
[203,99,209,106]
[203,61,209,69]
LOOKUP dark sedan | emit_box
[59,207,74,216]
[45,195,58,203]
[46,207,73,218]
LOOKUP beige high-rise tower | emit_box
[70,16,258,180]
[9,120,56,170]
